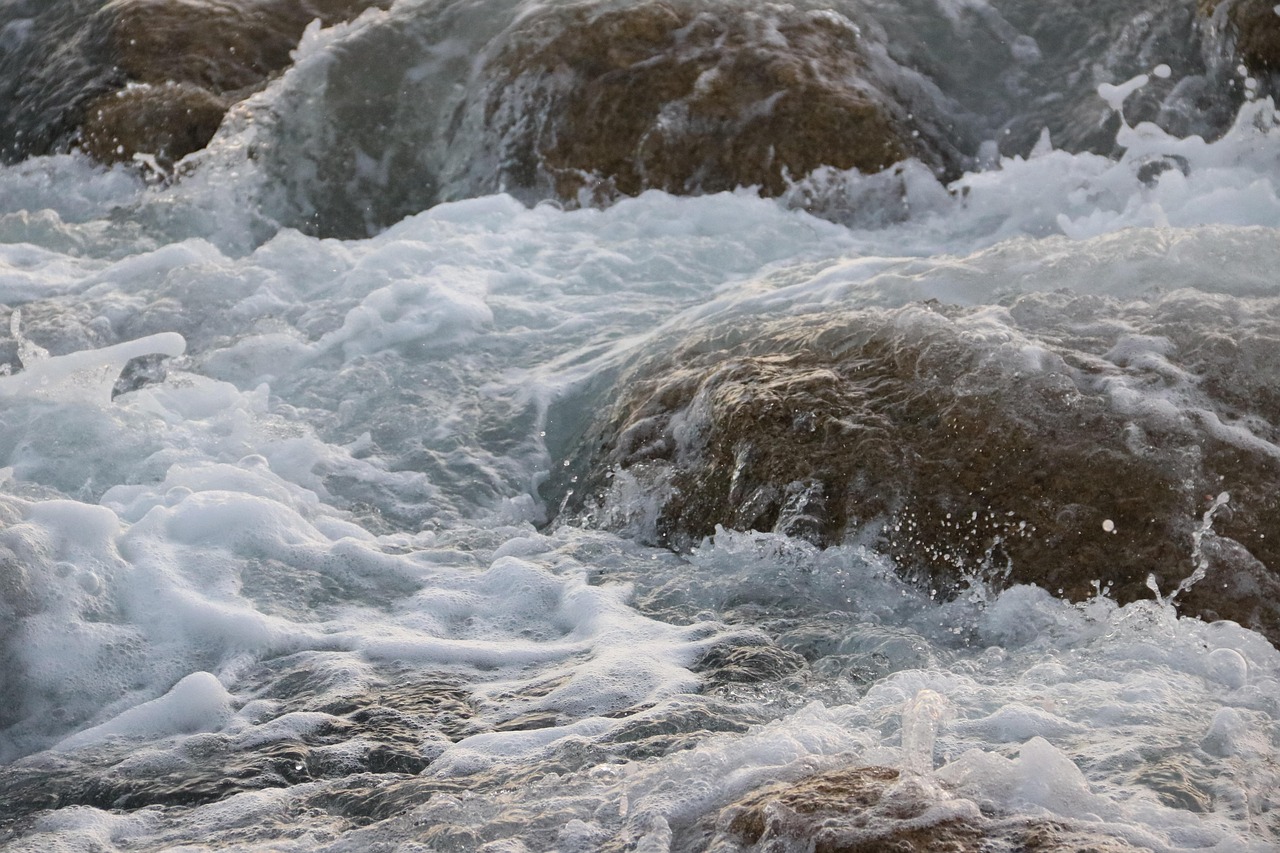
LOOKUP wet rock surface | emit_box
[0,664,473,825]
[79,81,230,166]
[259,0,967,238]
[476,0,961,202]
[90,0,390,165]
[1201,0,1280,74]
[0,0,1264,209]
[0,0,386,165]
[706,766,1146,852]
[549,293,1280,642]
[0,630,792,832]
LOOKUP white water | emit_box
[1,17,1280,853]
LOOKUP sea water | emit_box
[1,0,1280,850]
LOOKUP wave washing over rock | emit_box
[2,0,1280,850]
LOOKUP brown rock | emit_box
[104,0,382,93]
[480,1,955,203]
[80,82,229,166]
[1201,0,1280,73]
[79,0,388,165]
[549,295,1280,641]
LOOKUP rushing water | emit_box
[2,0,1280,850]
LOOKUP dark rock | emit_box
[477,0,964,203]
[548,295,1280,641]
[103,0,381,94]
[845,0,1234,160]
[0,0,116,163]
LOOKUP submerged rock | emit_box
[548,294,1280,641]
[0,664,474,821]
[707,766,1145,852]
[476,0,962,202]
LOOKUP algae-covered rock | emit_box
[548,295,1280,641]
[478,0,961,202]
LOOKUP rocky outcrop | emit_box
[548,295,1280,641]
[475,1,962,203]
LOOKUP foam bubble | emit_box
[55,671,234,750]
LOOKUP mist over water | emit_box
[2,0,1280,850]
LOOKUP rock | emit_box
[477,0,962,203]
[26,0,389,167]
[230,0,967,237]
[548,295,1280,641]
[0,667,474,820]
[708,765,1146,852]
[103,0,377,94]
[692,636,808,687]
[91,0,388,165]
[79,82,229,166]
[1201,0,1280,74]
[0,2,115,163]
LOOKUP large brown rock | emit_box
[1200,0,1280,73]
[79,82,229,165]
[549,294,1280,641]
[78,0,387,165]
[478,0,960,203]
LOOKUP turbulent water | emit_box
[2,0,1280,850]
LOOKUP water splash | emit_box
[1147,491,1232,607]
[9,307,49,368]
[902,688,950,772]
[1172,491,1232,605]
[0,314,185,405]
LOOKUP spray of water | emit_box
[1146,490,1232,607]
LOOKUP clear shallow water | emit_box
[2,1,1280,850]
